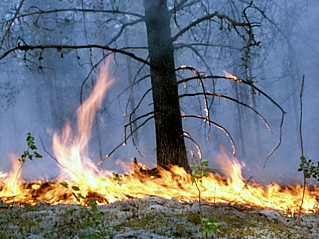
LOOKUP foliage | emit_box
[191,158,209,183]
[298,156,319,181]
[201,218,221,234]
[60,182,113,239]
[18,133,42,162]
[112,172,122,186]
[191,158,221,236]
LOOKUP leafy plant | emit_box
[298,156,319,181]
[191,158,209,183]
[18,133,42,162]
[191,158,221,237]
[112,172,122,186]
[60,182,113,239]
[201,218,221,234]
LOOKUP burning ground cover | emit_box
[0,62,318,238]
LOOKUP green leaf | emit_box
[201,158,208,164]
[72,186,80,191]
[78,193,86,199]
[60,182,68,188]
[72,192,80,202]
[34,152,42,158]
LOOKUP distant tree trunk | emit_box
[143,0,190,172]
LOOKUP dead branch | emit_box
[176,65,211,133]
[183,131,203,160]
[97,116,154,166]
[39,136,80,180]
[0,8,144,25]
[125,111,155,158]
[0,0,25,49]
[182,115,236,156]
[172,11,250,42]
[178,74,285,164]
[179,92,272,133]
[174,42,241,51]
[0,44,152,67]
[299,75,306,215]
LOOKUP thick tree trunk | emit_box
[143,0,190,172]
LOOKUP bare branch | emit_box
[39,136,80,180]
[1,8,144,24]
[0,44,152,67]
[183,131,203,160]
[179,92,272,133]
[125,111,155,158]
[176,65,211,131]
[172,11,249,42]
[97,116,154,166]
[0,0,25,49]
[182,115,236,156]
[178,74,285,163]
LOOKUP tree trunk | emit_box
[143,0,190,172]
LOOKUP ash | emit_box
[0,197,318,238]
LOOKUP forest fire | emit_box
[0,63,318,216]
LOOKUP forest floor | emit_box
[0,196,318,239]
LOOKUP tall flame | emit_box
[0,155,24,201]
[0,65,318,216]
[53,59,114,186]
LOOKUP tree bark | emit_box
[143,0,190,172]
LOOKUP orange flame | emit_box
[0,155,24,201]
[223,70,242,82]
[53,59,114,188]
[0,65,318,216]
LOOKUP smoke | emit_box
[0,0,318,186]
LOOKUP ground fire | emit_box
[0,62,318,216]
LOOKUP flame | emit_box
[0,155,24,201]
[0,65,318,216]
[223,70,242,82]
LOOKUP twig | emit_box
[39,136,79,180]
[183,131,203,160]
[177,74,285,164]
[0,44,152,67]
[182,115,236,156]
[125,111,155,157]
[0,0,25,49]
[299,75,306,215]
[0,8,144,24]
[97,116,154,166]
[179,92,272,133]
[176,65,211,136]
